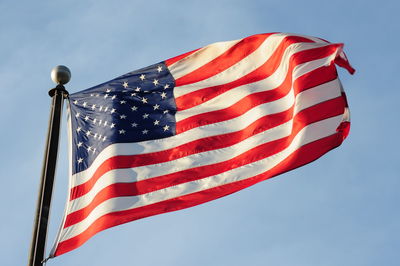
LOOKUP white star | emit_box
[142,129,148,134]
[119,129,126,134]
[77,158,83,164]
[93,119,97,124]
[131,106,138,111]
[141,97,148,104]
[76,127,82,132]
[154,120,160,125]
[131,92,137,97]
[111,108,116,114]
[75,113,80,118]
[110,123,115,128]
[82,102,87,107]
[163,110,169,114]
[122,82,129,88]
[92,148,96,154]
[103,121,108,127]
[153,104,160,110]
[73,100,78,104]
[102,136,107,141]
[104,107,108,112]
[135,87,141,92]
[91,104,96,110]
[140,74,146,81]
[131,122,138,127]
[163,125,170,131]
[143,113,149,119]
[84,116,89,121]
[153,79,159,86]
[157,65,163,72]
[104,94,109,99]
[77,142,83,148]
[86,130,91,136]
[87,146,92,152]
[106,88,112,93]
[160,92,167,99]
[98,120,102,125]
[164,84,170,89]
[120,114,127,119]
[111,95,116,100]
[93,133,98,139]
[120,100,126,104]
[99,106,103,111]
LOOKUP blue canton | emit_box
[69,62,176,174]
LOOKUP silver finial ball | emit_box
[51,65,71,85]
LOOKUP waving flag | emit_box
[51,32,354,257]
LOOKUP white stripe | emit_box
[67,79,341,213]
[176,51,336,122]
[59,114,344,242]
[293,53,338,78]
[295,79,341,110]
[169,38,242,79]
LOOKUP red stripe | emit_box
[69,65,337,201]
[175,41,341,111]
[333,47,355,74]
[64,96,345,228]
[54,131,346,257]
[174,33,273,86]
[175,47,338,134]
[177,86,292,134]
[164,48,201,66]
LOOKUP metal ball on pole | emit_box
[28,66,70,266]
[51,65,71,85]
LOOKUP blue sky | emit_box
[1,0,399,265]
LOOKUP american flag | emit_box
[51,32,354,257]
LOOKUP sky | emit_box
[1,0,399,265]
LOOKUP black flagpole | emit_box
[28,66,70,266]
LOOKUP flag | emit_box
[51,32,354,257]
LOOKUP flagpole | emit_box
[28,66,70,266]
